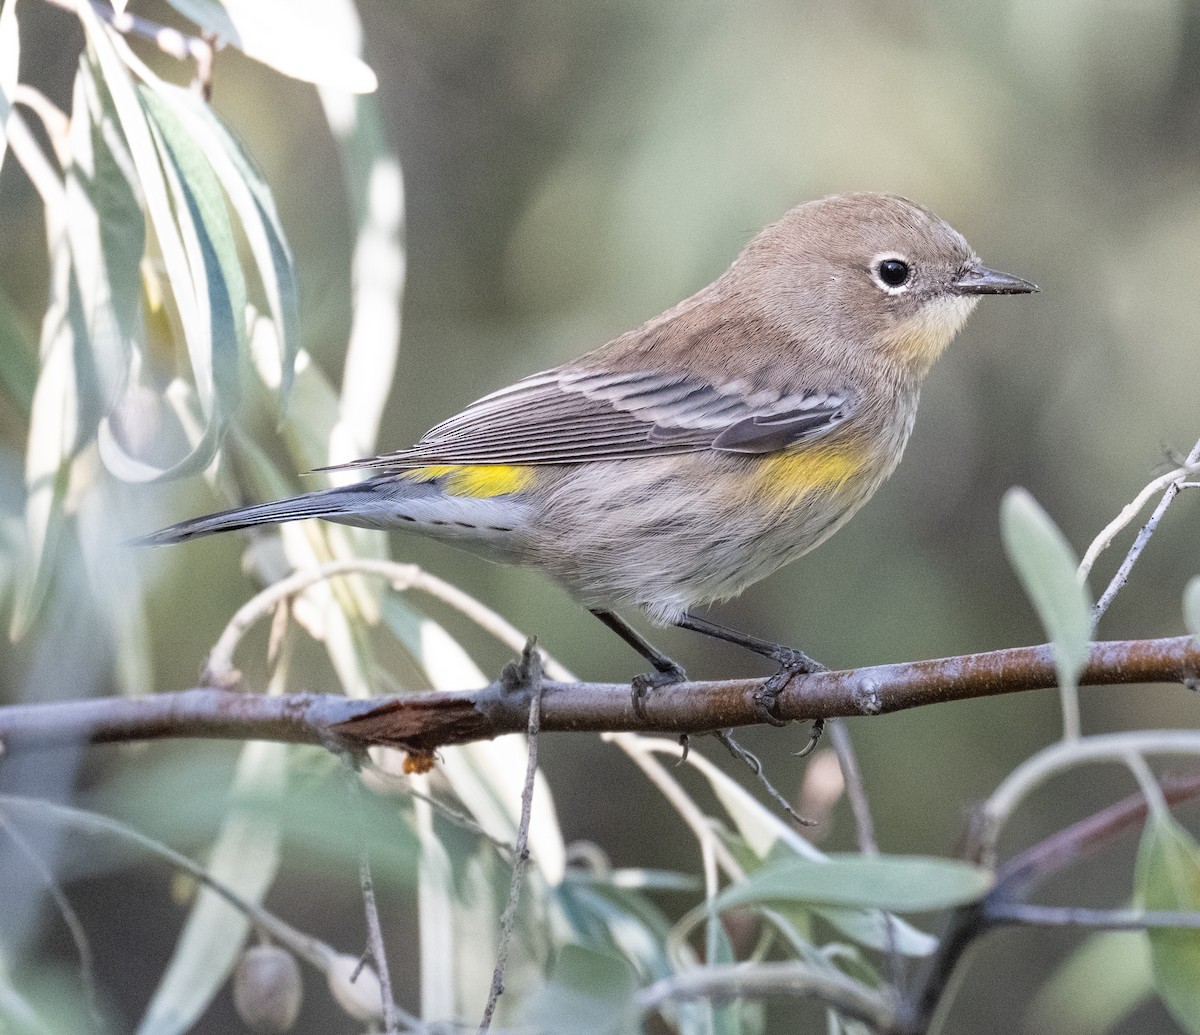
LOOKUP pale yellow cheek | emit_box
[884,296,979,370]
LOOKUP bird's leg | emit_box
[673,612,825,726]
[588,609,687,718]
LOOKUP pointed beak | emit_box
[953,264,1039,295]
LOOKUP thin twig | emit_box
[985,902,1200,931]
[828,721,904,994]
[979,730,1200,867]
[604,734,745,879]
[636,960,895,1031]
[478,666,543,1034]
[1122,749,1169,817]
[0,812,99,1020]
[828,721,877,855]
[203,558,572,688]
[1078,457,1200,582]
[360,758,513,853]
[0,794,424,1029]
[902,761,1200,1035]
[1092,435,1200,624]
[826,717,903,1002]
[993,766,1200,895]
[341,754,398,1034]
[895,902,985,1035]
[713,730,814,827]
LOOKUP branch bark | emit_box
[1,636,1196,755]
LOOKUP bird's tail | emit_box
[131,482,384,546]
[132,472,533,549]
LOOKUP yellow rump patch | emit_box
[750,445,865,508]
[403,464,535,498]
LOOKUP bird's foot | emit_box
[765,643,822,673]
[630,660,687,720]
[753,647,821,726]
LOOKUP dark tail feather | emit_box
[132,485,374,546]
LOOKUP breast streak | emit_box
[527,411,913,623]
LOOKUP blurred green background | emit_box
[3,0,1200,1031]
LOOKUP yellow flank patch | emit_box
[750,445,865,507]
[404,464,535,498]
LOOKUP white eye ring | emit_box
[870,253,913,295]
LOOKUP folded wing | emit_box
[337,366,857,470]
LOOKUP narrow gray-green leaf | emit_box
[557,879,685,981]
[1028,930,1152,1035]
[7,47,119,635]
[413,794,456,1020]
[76,15,205,394]
[139,85,244,406]
[1184,577,1200,644]
[519,945,639,1035]
[709,895,740,1035]
[1000,487,1092,692]
[95,85,244,483]
[713,856,993,915]
[66,51,144,412]
[688,749,935,954]
[1134,810,1200,1034]
[159,0,377,93]
[98,409,226,483]
[812,905,937,958]
[137,77,298,408]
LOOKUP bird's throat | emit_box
[882,295,979,375]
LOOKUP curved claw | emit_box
[631,662,687,719]
[754,648,825,728]
[793,718,826,757]
[753,668,793,726]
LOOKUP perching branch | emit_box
[0,636,1196,755]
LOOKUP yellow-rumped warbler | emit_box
[138,193,1036,717]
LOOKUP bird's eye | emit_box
[875,258,911,288]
